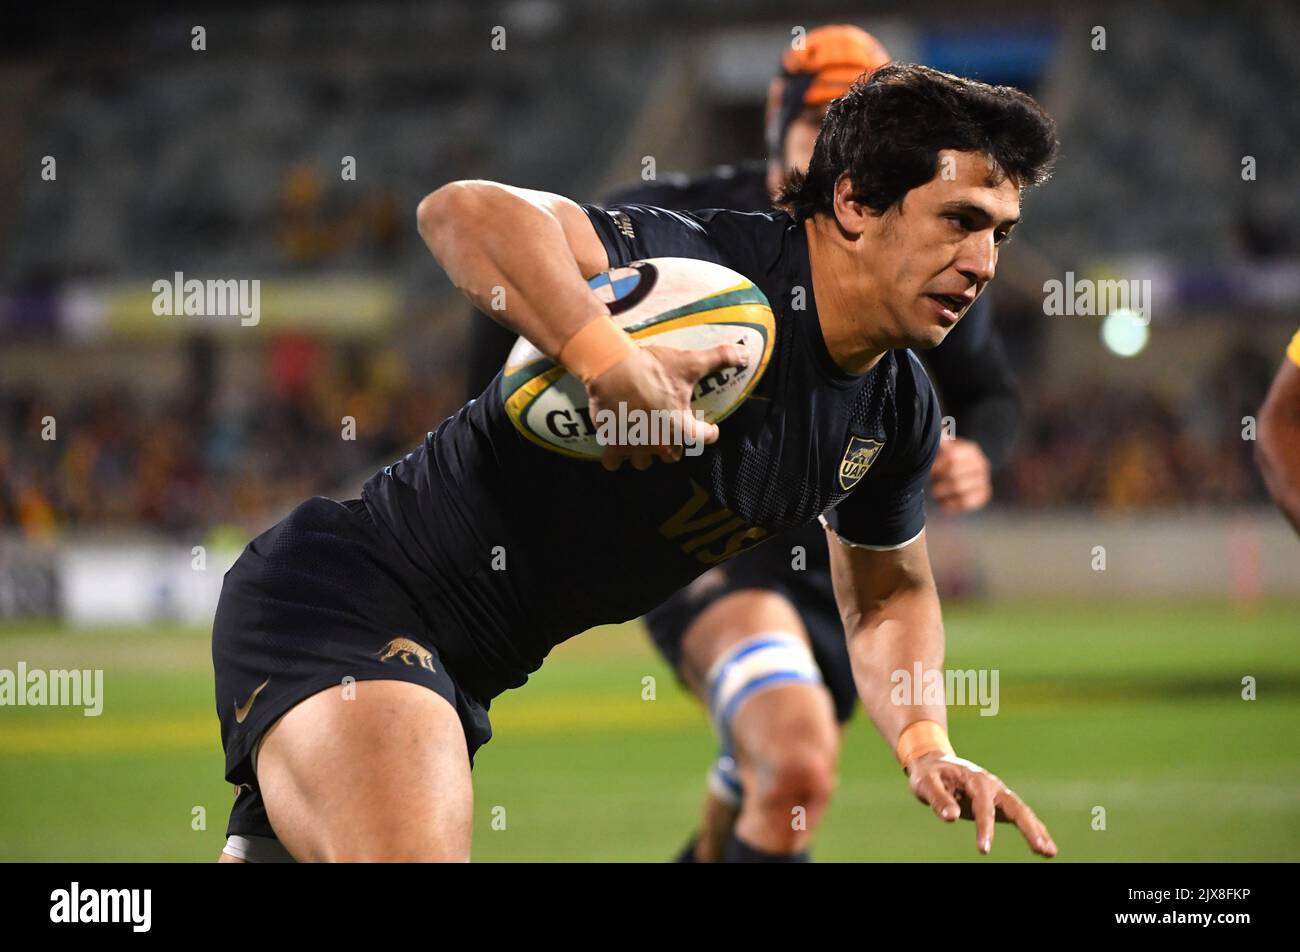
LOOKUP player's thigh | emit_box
[677,587,809,694]
[255,678,473,862]
[677,588,839,761]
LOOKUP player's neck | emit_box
[804,216,887,376]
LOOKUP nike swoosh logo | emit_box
[234,678,271,724]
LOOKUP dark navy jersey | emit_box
[364,203,939,701]
[604,160,772,215]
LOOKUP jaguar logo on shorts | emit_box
[838,435,885,491]
[377,637,436,672]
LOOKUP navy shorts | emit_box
[211,496,493,840]
[643,520,858,724]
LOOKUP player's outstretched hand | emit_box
[906,750,1057,858]
[586,343,748,472]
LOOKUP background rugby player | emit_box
[1258,328,1300,534]
[464,26,1024,862]
[214,64,1058,863]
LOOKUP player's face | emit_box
[863,149,1021,349]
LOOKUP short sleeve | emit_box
[820,352,941,549]
[1287,327,1300,367]
[581,203,727,270]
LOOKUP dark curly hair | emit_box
[777,63,1058,222]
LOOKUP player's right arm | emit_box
[1257,332,1300,534]
[417,181,746,469]
[418,181,613,358]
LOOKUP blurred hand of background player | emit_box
[586,342,749,472]
[930,437,993,513]
[907,750,1058,857]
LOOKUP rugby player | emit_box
[1257,329,1300,534]
[465,26,1024,862]
[214,63,1058,862]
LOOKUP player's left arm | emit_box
[821,352,1054,856]
[826,530,1057,858]
[1257,345,1300,534]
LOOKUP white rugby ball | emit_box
[500,257,775,459]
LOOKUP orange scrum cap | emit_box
[765,24,892,160]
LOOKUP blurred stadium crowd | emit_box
[0,338,1275,538]
[1,2,1296,539]
[0,340,459,538]
[1004,355,1273,511]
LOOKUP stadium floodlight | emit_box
[1101,308,1150,357]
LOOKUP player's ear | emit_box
[831,173,868,236]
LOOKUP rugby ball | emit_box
[500,257,775,459]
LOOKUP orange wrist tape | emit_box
[558,316,637,385]
[895,719,955,769]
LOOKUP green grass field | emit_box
[1,599,1297,861]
